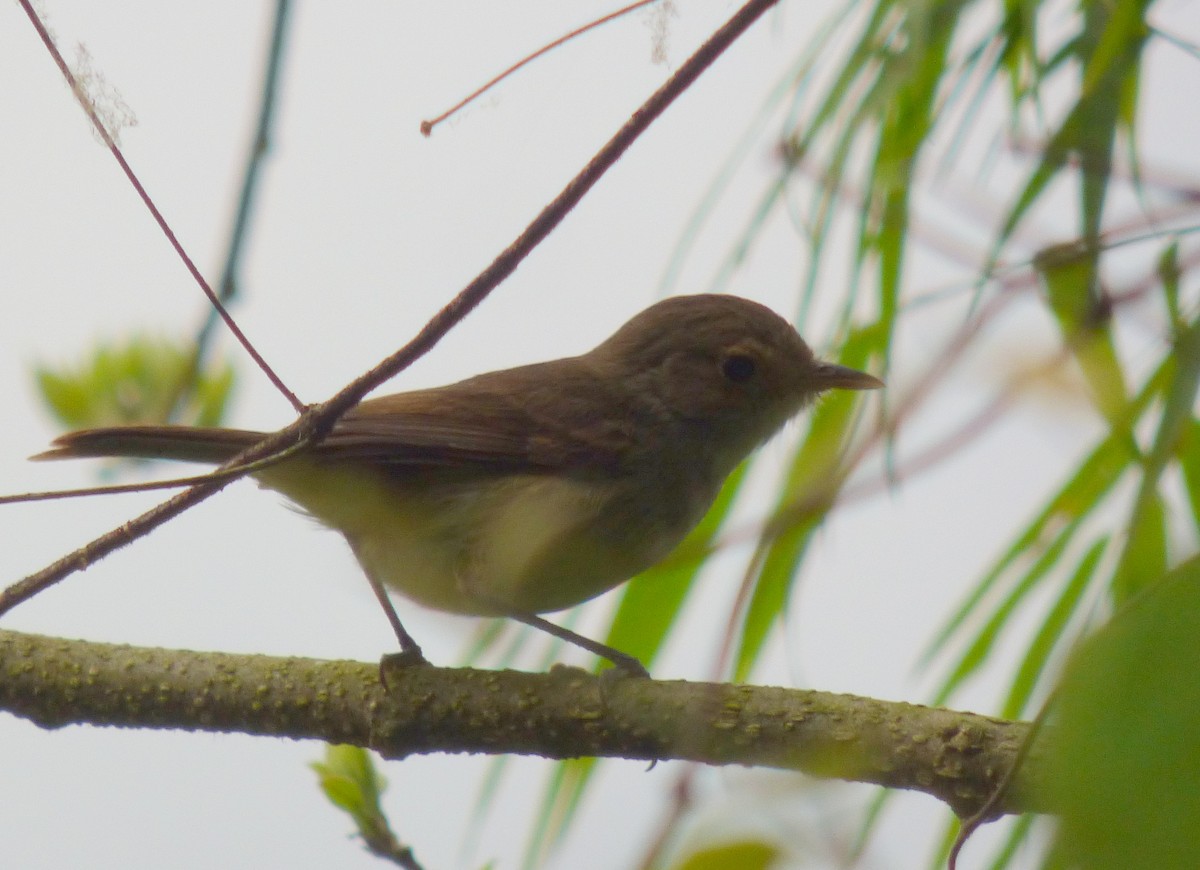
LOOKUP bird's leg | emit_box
[364,570,428,668]
[455,571,651,678]
[503,610,650,679]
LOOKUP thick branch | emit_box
[0,629,1043,818]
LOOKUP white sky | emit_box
[1,2,1198,869]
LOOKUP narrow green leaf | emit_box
[735,327,880,680]
[520,757,595,870]
[1158,239,1182,329]
[460,618,509,667]
[658,1,861,297]
[998,0,1041,107]
[927,349,1181,704]
[922,358,1170,668]
[1177,420,1200,537]
[1035,243,1126,422]
[521,465,756,864]
[460,754,510,869]
[729,372,873,672]
[850,787,892,862]
[920,430,1134,668]
[932,520,1078,706]
[985,813,1037,870]
[989,115,1075,265]
[1119,62,1144,192]
[988,1,1147,265]
[604,461,751,668]
[735,511,819,683]
[927,806,965,870]
[1078,1,1150,97]
[1110,491,1167,602]
[1000,537,1108,719]
[1112,313,1200,600]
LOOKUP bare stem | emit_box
[420,0,661,136]
[178,0,294,419]
[16,0,303,413]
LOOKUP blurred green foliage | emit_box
[670,840,781,870]
[36,335,234,430]
[1043,557,1200,869]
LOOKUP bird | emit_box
[36,294,883,676]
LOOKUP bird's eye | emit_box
[721,354,756,382]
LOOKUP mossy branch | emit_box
[0,629,1043,818]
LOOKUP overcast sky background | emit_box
[2,2,1198,868]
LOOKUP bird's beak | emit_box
[812,361,884,391]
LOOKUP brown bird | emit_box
[37,294,883,675]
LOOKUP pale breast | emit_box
[257,458,692,617]
[460,474,661,614]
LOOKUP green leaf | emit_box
[998,0,1041,107]
[850,787,892,862]
[658,0,859,299]
[311,745,415,863]
[671,840,780,870]
[1045,556,1200,869]
[1035,243,1126,423]
[1158,239,1182,329]
[1078,1,1150,97]
[1112,312,1200,601]
[311,745,387,818]
[925,348,1182,714]
[1000,4,1149,257]
[1000,537,1107,719]
[735,509,819,683]
[465,617,586,869]
[1178,420,1200,537]
[735,326,880,681]
[604,460,751,669]
[35,335,235,430]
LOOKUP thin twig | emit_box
[0,0,783,617]
[420,0,660,136]
[325,0,783,421]
[0,439,316,506]
[947,693,1055,870]
[174,0,293,420]
[0,477,245,506]
[16,0,303,413]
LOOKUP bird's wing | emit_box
[315,362,633,474]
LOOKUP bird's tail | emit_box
[33,426,266,465]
